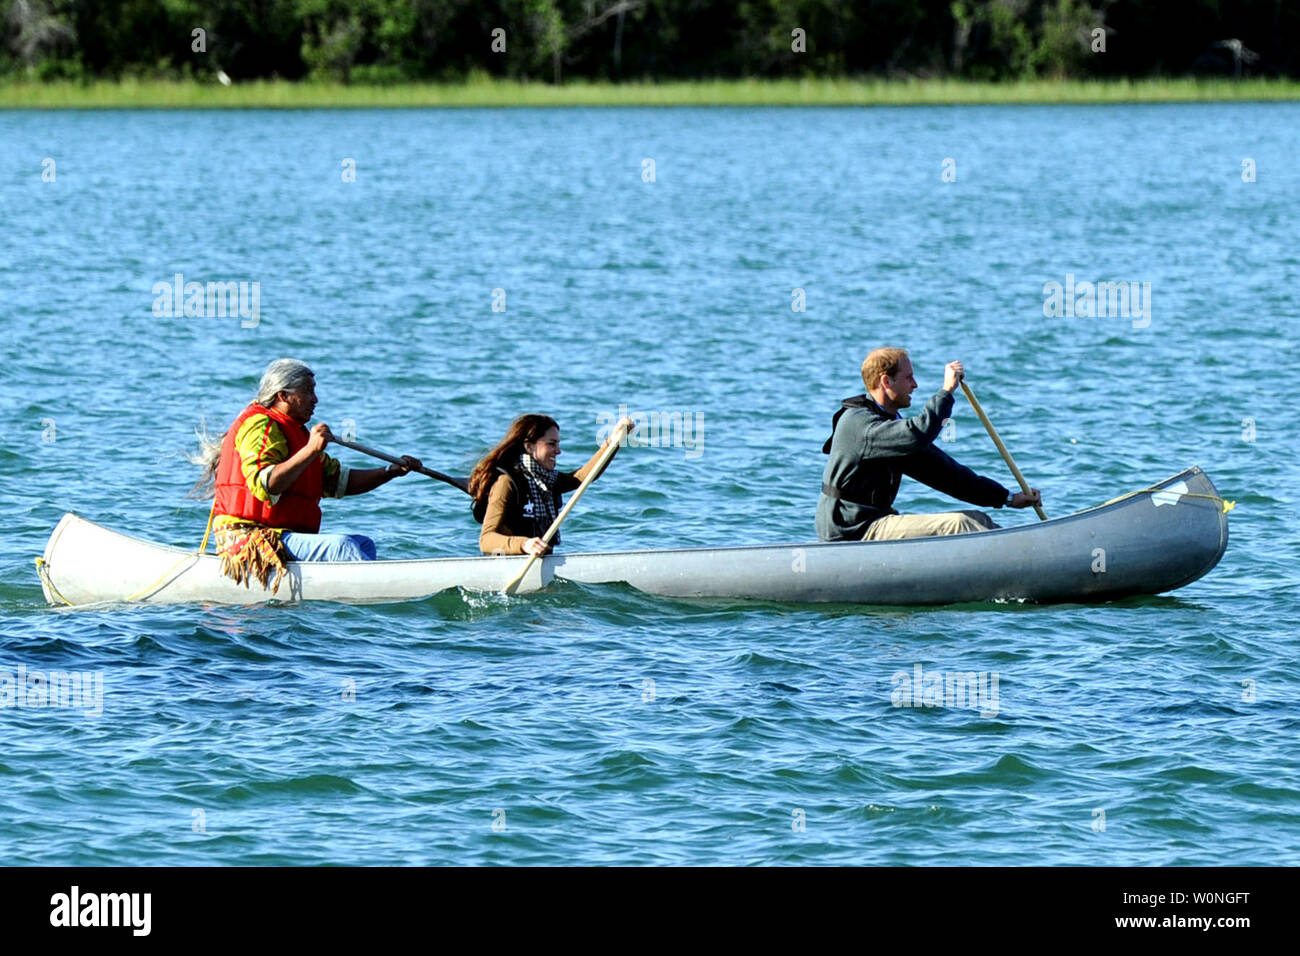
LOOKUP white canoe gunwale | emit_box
[37,466,1229,608]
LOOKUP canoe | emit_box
[36,466,1228,608]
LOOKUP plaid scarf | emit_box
[518,452,561,544]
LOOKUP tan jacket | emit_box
[479,444,619,554]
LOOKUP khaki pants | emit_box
[863,510,999,540]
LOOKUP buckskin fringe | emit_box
[215,526,289,592]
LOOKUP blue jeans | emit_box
[280,532,377,562]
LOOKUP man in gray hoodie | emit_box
[817,348,1042,541]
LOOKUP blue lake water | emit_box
[0,104,1297,864]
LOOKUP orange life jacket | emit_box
[214,403,323,533]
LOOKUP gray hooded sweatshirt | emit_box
[817,389,1010,541]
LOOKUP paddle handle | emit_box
[960,381,1047,521]
[329,435,469,493]
[503,419,630,595]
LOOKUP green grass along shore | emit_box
[3,76,1300,109]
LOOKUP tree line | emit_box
[4,0,1297,83]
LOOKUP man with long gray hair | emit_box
[191,358,421,590]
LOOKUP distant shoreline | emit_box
[4,77,1300,109]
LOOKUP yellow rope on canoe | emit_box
[34,556,73,607]
[1099,488,1236,513]
[119,500,218,604]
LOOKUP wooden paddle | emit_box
[960,380,1047,521]
[503,419,632,595]
[328,435,469,493]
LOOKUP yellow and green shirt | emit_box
[213,413,349,532]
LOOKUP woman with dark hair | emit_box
[470,414,634,556]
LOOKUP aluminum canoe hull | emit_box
[37,467,1228,608]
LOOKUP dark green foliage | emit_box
[2,0,1297,81]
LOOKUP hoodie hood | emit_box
[823,394,898,453]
